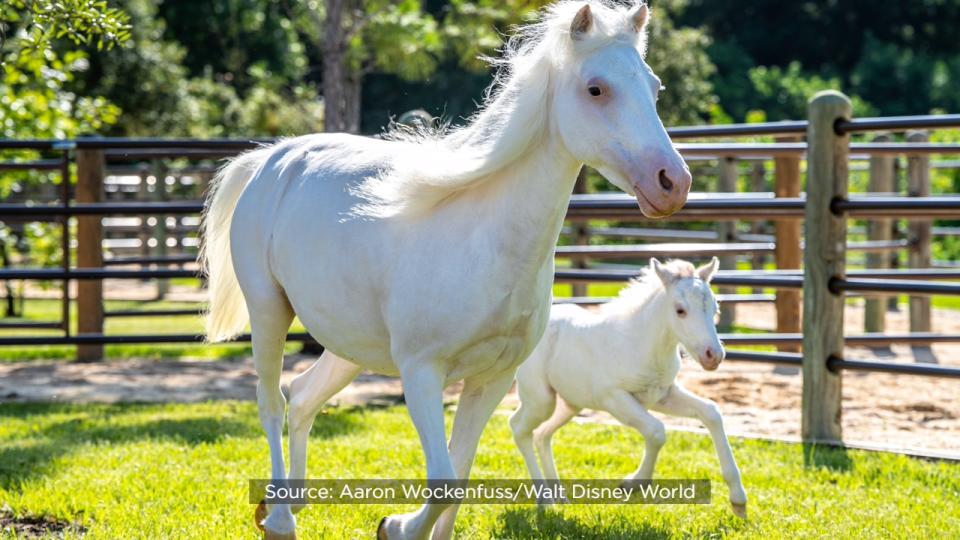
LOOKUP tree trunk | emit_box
[322,0,362,134]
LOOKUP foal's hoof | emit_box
[731,502,747,519]
[377,517,390,540]
[254,500,268,532]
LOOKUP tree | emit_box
[284,0,444,133]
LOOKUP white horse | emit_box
[201,2,691,538]
[509,258,748,517]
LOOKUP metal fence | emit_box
[1,97,959,445]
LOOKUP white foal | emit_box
[510,257,747,517]
[202,2,692,539]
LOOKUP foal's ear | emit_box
[696,256,720,283]
[570,4,593,40]
[651,258,675,286]
[631,2,650,33]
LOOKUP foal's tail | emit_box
[200,147,271,342]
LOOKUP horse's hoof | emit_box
[619,478,640,491]
[264,531,297,540]
[731,502,747,519]
[377,517,389,540]
[255,499,268,532]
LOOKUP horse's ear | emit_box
[697,256,720,283]
[570,4,593,40]
[631,2,650,33]
[651,258,675,286]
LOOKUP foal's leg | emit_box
[534,397,579,482]
[248,291,296,538]
[601,390,667,482]
[431,369,515,540]
[378,362,455,540]
[287,351,361,512]
[509,378,557,482]
[651,384,747,517]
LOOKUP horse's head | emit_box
[651,257,725,371]
[553,2,690,218]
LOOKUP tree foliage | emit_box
[678,0,960,120]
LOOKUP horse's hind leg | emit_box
[287,350,361,512]
[246,286,296,538]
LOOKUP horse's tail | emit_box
[201,146,271,342]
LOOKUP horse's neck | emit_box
[615,289,679,363]
[460,135,582,274]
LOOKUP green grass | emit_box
[0,298,306,362]
[1,402,957,539]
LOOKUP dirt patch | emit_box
[0,302,957,457]
[0,506,85,539]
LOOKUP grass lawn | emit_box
[1,402,957,539]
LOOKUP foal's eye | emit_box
[676,307,687,317]
[587,85,603,97]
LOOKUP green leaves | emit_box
[2,0,131,57]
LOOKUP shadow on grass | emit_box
[0,402,361,489]
[492,507,732,540]
[803,442,853,471]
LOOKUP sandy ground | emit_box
[1,300,958,458]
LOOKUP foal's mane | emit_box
[599,259,696,317]
[351,1,647,218]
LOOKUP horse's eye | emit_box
[676,307,687,317]
[588,85,603,97]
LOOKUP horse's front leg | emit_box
[431,368,516,540]
[601,390,667,483]
[378,362,456,540]
[651,384,747,518]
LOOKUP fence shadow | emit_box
[491,506,735,539]
[0,402,360,489]
[802,442,853,472]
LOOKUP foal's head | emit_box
[651,257,725,370]
[550,1,691,217]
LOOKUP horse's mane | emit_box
[599,259,695,317]
[351,1,648,218]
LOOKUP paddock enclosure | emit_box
[1,92,959,450]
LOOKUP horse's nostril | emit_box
[705,348,715,360]
[658,169,673,191]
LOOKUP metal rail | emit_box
[836,114,960,134]
[103,308,202,318]
[724,350,803,366]
[555,242,775,259]
[830,277,960,296]
[554,268,807,288]
[553,293,774,306]
[832,196,960,217]
[721,332,960,346]
[828,357,960,379]
[103,254,197,266]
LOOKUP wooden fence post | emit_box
[907,130,934,362]
[717,157,737,332]
[864,133,894,336]
[774,137,802,352]
[75,149,105,362]
[571,167,589,298]
[802,91,851,443]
